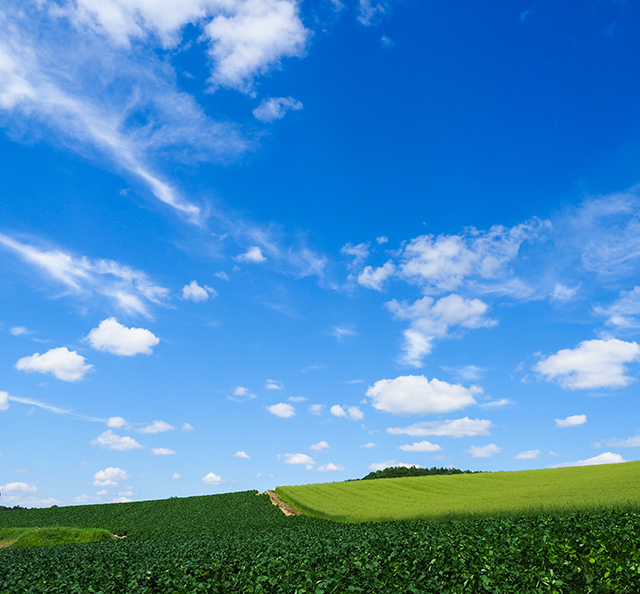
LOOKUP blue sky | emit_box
[1,0,640,507]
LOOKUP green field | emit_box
[276,460,640,522]
[1,465,640,592]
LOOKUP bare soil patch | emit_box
[259,491,301,516]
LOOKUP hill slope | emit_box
[276,460,640,522]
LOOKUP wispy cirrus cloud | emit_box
[0,233,169,317]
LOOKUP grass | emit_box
[0,526,114,549]
[276,459,640,522]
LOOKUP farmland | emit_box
[276,460,640,522]
[0,466,639,592]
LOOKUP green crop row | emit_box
[276,460,640,522]
[1,491,640,592]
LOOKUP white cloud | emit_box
[267,402,295,418]
[551,452,626,468]
[151,447,176,455]
[309,404,323,415]
[0,481,37,493]
[398,440,443,452]
[535,338,640,389]
[229,386,256,401]
[387,294,497,367]
[357,261,395,291]
[479,398,513,409]
[182,422,195,431]
[172,472,181,479]
[235,246,267,263]
[367,460,414,471]
[15,347,93,382]
[10,326,31,336]
[555,414,587,428]
[596,286,640,329]
[182,280,216,302]
[288,396,307,403]
[86,317,159,356]
[362,442,376,448]
[366,375,481,415]
[357,0,390,26]
[318,463,344,472]
[139,420,174,434]
[331,326,356,341]
[0,391,9,412]
[205,0,310,92]
[253,96,302,122]
[93,467,130,487]
[387,417,493,438]
[282,453,315,469]
[0,234,169,317]
[91,430,143,451]
[107,416,128,428]
[598,436,640,448]
[265,379,283,390]
[202,472,225,485]
[466,443,502,458]
[514,449,541,460]
[310,440,330,452]
[330,404,364,421]
[551,283,579,303]
[399,219,548,294]
[233,450,251,459]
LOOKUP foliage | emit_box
[0,527,113,549]
[1,490,640,592]
[359,465,476,481]
[277,460,640,522]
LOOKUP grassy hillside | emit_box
[276,460,640,522]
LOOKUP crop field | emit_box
[1,480,640,591]
[276,460,640,522]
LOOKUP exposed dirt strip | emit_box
[259,490,301,516]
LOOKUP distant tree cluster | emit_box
[360,465,480,481]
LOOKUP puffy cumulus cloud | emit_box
[357,261,395,291]
[555,414,587,428]
[86,318,159,356]
[0,391,9,412]
[341,242,370,267]
[229,386,256,401]
[205,0,309,92]
[282,453,315,469]
[387,295,497,367]
[182,280,216,302]
[93,467,130,487]
[387,417,493,438]
[330,405,363,421]
[267,402,295,418]
[202,472,225,485]
[107,416,128,428]
[139,420,174,434]
[514,449,541,460]
[398,440,442,452]
[233,450,251,459]
[535,338,640,389]
[91,430,143,451]
[265,379,283,390]
[0,235,169,317]
[15,347,93,382]
[151,447,176,455]
[318,463,344,472]
[466,443,502,458]
[399,218,548,294]
[551,452,626,468]
[253,96,302,122]
[310,441,330,452]
[234,246,266,263]
[0,481,37,493]
[366,375,481,415]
